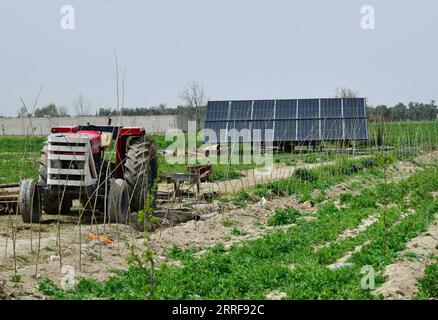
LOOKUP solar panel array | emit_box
[204,98,368,143]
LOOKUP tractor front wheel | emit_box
[19,179,42,223]
[107,179,129,224]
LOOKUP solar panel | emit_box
[298,99,319,119]
[204,98,368,143]
[343,98,365,118]
[253,100,275,120]
[205,101,229,121]
[276,100,297,119]
[204,121,227,143]
[229,101,252,121]
[252,120,274,142]
[344,118,367,140]
[322,119,342,140]
[227,120,252,142]
[297,119,319,141]
[227,120,251,131]
[321,99,342,118]
[275,120,296,141]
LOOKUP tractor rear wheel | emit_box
[39,142,73,215]
[107,179,129,224]
[124,137,158,213]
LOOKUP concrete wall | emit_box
[0,115,189,136]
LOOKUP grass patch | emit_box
[416,263,438,299]
[221,218,235,228]
[267,208,304,226]
[230,227,247,236]
[11,274,21,284]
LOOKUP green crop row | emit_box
[231,156,381,206]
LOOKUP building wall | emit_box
[0,115,185,136]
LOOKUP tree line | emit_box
[15,101,438,123]
[11,84,438,123]
[95,104,206,122]
[15,103,206,122]
[17,103,69,118]
[13,82,207,127]
[366,101,437,122]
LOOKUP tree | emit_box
[34,104,60,117]
[159,103,167,113]
[74,93,91,116]
[17,106,28,118]
[374,105,392,122]
[58,106,70,117]
[391,103,408,121]
[335,87,359,98]
[179,81,207,128]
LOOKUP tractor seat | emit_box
[100,132,113,149]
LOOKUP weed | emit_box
[252,220,263,228]
[361,158,377,168]
[294,168,318,182]
[267,208,303,226]
[88,252,103,262]
[11,274,21,284]
[38,278,65,298]
[416,263,438,299]
[232,190,250,207]
[403,252,418,260]
[167,245,198,261]
[221,218,235,228]
[16,255,28,263]
[340,193,354,203]
[231,227,247,236]
[304,154,317,164]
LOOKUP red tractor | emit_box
[16,124,158,225]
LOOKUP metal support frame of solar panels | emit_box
[204,98,368,144]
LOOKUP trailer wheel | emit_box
[19,179,42,224]
[124,137,158,213]
[107,179,129,224]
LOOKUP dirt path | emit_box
[158,157,363,195]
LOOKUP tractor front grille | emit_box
[47,134,97,187]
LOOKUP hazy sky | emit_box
[0,0,437,116]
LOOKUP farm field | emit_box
[4,1,438,310]
[0,121,438,300]
[2,121,437,184]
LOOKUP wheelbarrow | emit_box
[187,164,212,182]
[160,173,201,199]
